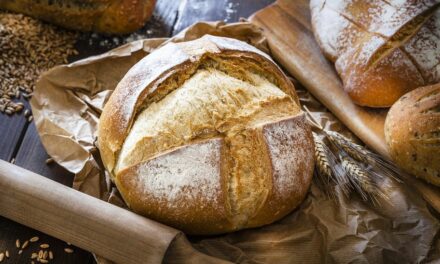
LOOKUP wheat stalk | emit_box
[313,133,350,195]
[313,133,332,180]
[325,130,401,182]
[341,156,389,205]
[304,106,395,205]
[326,131,373,163]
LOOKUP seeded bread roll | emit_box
[98,35,315,235]
[385,83,440,186]
[0,0,156,34]
[310,0,440,107]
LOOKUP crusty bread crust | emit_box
[116,138,234,234]
[98,35,313,234]
[310,0,440,107]
[99,35,300,178]
[0,0,156,34]
[116,114,314,235]
[247,114,314,229]
[385,83,440,186]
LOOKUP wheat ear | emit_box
[313,133,350,195]
[341,156,389,205]
[326,130,401,182]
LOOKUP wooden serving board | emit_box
[250,0,440,212]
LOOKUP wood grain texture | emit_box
[250,0,440,213]
[0,160,182,264]
[0,216,93,264]
[0,122,95,264]
[0,98,30,161]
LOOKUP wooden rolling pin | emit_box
[0,160,223,264]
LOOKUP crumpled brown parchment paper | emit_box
[31,21,440,264]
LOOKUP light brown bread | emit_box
[98,35,315,234]
[0,0,156,34]
[385,83,440,186]
[310,0,440,107]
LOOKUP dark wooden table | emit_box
[0,0,274,263]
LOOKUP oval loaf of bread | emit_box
[310,0,440,107]
[0,0,156,34]
[98,35,315,235]
[385,83,440,186]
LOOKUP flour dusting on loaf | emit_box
[116,68,294,173]
[311,0,440,107]
[263,116,312,198]
[98,35,314,235]
[135,139,222,204]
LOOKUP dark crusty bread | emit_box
[98,35,315,234]
[310,0,440,107]
[0,0,156,34]
[385,83,440,186]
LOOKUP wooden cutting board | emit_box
[250,0,440,212]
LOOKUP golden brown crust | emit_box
[385,83,440,185]
[340,47,425,107]
[116,138,235,235]
[98,35,299,177]
[96,0,156,34]
[0,0,156,34]
[98,35,312,235]
[115,115,314,235]
[247,114,315,228]
[311,0,440,107]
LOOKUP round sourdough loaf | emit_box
[98,35,315,235]
[385,84,440,186]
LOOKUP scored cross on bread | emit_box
[310,0,440,107]
[98,35,315,235]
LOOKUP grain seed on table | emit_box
[0,12,78,116]
[40,244,49,249]
[21,240,29,249]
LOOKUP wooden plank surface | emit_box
[0,1,274,263]
[173,0,275,34]
[0,98,29,161]
[0,122,93,263]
